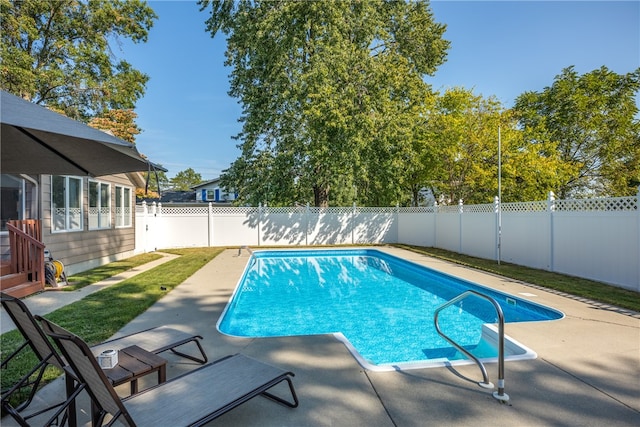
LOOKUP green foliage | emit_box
[202,0,449,206]
[139,168,170,198]
[513,66,640,198]
[425,88,495,204]
[0,0,157,120]
[88,109,142,143]
[419,88,571,205]
[170,167,203,191]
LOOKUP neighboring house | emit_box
[1,172,142,276]
[192,178,238,203]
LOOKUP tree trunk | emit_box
[313,185,330,207]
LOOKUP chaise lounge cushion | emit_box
[123,354,298,426]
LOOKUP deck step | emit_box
[1,272,29,289]
[0,262,11,276]
[0,273,44,298]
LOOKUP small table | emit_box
[103,345,167,395]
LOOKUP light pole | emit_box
[497,125,502,265]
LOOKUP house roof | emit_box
[139,191,196,204]
[192,178,222,190]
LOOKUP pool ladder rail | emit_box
[434,290,510,403]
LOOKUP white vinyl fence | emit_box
[136,189,640,292]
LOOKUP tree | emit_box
[87,108,154,199]
[0,0,156,120]
[136,168,169,200]
[201,0,449,207]
[513,66,640,198]
[425,88,501,204]
[143,168,169,194]
[86,108,168,200]
[170,168,203,191]
[425,88,566,204]
[88,109,141,143]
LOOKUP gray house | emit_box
[0,91,162,297]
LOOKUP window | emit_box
[89,181,111,229]
[1,174,37,231]
[115,185,132,227]
[206,190,214,201]
[52,176,83,232]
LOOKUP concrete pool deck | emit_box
[2,247,639,426]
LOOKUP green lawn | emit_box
[62,252,163,291]
[396,244,640,312]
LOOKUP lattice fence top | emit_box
[555,196,638,212]
[264,206,307,214]
[246,206,401,214]
[158,206,209,215]
[502,200,548,213]
[138,193,638,215]
[353,207,398,213]
[397,207,436,213]
[210,207,259,215]
[463,203,494,213]
[437,205,460,214]
[308,207,351,214]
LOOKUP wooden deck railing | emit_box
[6,219,45,286]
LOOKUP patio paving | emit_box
[2,247,639,426]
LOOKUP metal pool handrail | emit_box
[434,290,510,402]
[238,245,253,256]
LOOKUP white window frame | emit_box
[51,175,83,232]
[88,180,111,230]
[1,174,38,232]
[115,185,132,228]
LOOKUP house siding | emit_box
[41,173,136,275]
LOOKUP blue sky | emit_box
[119,1,640,180]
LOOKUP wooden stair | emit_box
[2,220,46,298]
[1,273,43,299]
[1,260,10,276]
[1,262,44,298]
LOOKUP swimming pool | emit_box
[218,249,564,371]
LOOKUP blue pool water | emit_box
[218,249,563,370]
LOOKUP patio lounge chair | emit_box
[1,293,80,426]
[39,317,299,427]
[0,292,208,426]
